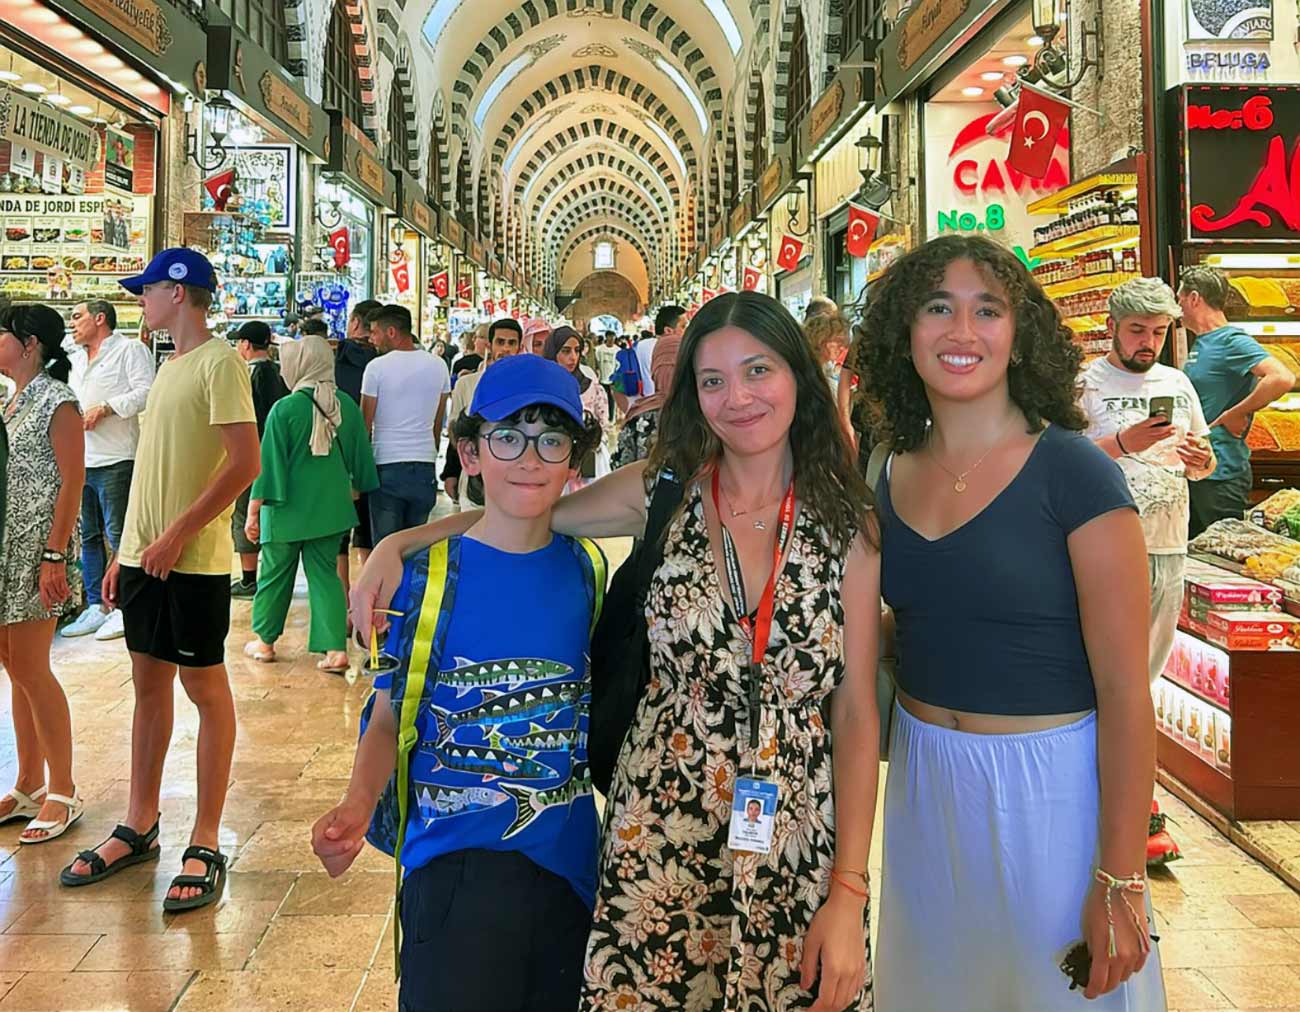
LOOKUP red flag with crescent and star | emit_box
[457,276,472,300]
[701,288,716,303]
[1008,83,1071,180]
[742,266,762,291]
[389,250,411,294]
[511,307,521,320]
[484,298,495,315]
[500,299,509,315]
[329,226,350,269]
[204,169,236,211]
[430,270,450,299]
[846,203,880,259]
[776,234,804,273]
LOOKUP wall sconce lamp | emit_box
[315,193,344,230]
[785,176,813,238]
[855,129,894,211]
[186,96,232,172]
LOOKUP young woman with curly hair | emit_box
[860,235,1165,1011]
[351,292,882,1012]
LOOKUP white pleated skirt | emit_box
[875,705,1167,1012]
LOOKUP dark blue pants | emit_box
[80,460,133,607]
[370,461,438,546]
[1188,470,1252,539]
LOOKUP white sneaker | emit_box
[61,606,108,638]
[93,609,126,641]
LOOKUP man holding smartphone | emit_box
[1080,278,1217,868]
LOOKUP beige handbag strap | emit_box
[865,442,890,493]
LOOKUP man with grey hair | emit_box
[63,299,155,641]
[1081,277,1217,682]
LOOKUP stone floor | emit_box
[0,547,1296,1011]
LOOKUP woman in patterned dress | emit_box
[0,304,85,844]
[565,293,880,1011]
[351,292,882,1010]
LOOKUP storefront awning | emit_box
[325,109,397,211]
[39,0,207,105]
[876,0,1017,109]
[797,66,872,169]
[205,18,328,160]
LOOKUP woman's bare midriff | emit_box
[897,688,1092,735]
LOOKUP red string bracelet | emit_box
[831,871,869,899]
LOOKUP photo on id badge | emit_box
[728,778,779,853]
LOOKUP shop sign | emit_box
[326,110,397,209]
[407,199,434,237]
[1179,85,1300,240]
[711,219,726,251]
[1186,0,1273,41]
[758,156,789,210]
[443,217,464,250]
[354,151,385,199]
[730,199,751,239]
[77,0,173,56]
[0,192,130,215]
[1186,50,1271,79]
[878,0,1013,107]
[809,81,846,148]
[260,73,313,139]
[0,88,101,173]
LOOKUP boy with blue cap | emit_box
[312,355,605,1012]
[60,249,259,913]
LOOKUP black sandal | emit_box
[162,845,228,912]
[59,820,161,887]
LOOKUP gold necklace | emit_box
[719,485,784,531]
[930,422,1012,494]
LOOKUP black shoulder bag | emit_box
[588,470,684,794]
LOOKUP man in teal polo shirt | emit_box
[1177,266,1295,537]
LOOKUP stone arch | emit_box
[559,224,655,283]
[527,152,672,225]
[772,0,812,145]
[513,120,686,210]
[744,59,768,187]
[569,271,644,328]
[544,188,662,252]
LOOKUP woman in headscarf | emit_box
[543,325,611,486]
[243,336,378,672]
[612,329,682,467]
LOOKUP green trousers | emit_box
[251,535,347,653]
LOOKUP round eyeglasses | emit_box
[483,427,574,464]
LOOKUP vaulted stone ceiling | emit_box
[394,0,764,302]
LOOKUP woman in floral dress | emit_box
[0,304,85,845]
[568,293,882,1011]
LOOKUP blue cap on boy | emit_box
[471,354,584,425]
[119,248,219,295]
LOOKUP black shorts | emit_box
[398,849,590,1012]
[119,565,230,668]
[351,492,374,552]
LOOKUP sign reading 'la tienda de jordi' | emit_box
[1178,85,1300,241]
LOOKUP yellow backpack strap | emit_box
[392,538,451,978]
[576,537,606,634]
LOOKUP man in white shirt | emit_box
[361,304,451,544]
[449,318,523,510]
[62,300,155,641]
[1081,278,1217,684]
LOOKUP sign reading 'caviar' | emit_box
[1179,84,1300,240]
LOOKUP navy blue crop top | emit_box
[878,425,1136,716]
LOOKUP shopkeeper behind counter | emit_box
[1176,267,1295,538]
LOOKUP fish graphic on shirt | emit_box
[440,657,573,695]
[415,784,509,825]
[487,721,575,752]
[431,680,584,742]
[499,764,594,839]
[422,741,556,781]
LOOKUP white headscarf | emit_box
[279,336,341,456]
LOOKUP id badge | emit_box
[728,778,780,854]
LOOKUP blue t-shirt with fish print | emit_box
[376,534,598,909]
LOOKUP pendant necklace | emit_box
[931,421,1012,494]
[720,485,784,531]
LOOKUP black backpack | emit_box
[588,470,684,794]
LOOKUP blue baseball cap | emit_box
[470,355,584,425]
[119,248,219,295]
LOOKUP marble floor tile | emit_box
[0,971,192,1012]
[172,969,364,1012]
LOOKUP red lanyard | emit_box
[711,470,796,748]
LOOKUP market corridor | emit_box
[0,574,1295,1012]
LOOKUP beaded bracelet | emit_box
[1093,869,1150,959]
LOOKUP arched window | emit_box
[388,82,412,173]
[457,148,473,227]
[323,4,365,130]
[427,129,442,204]
[752,88,768,180]
[842,0,888,59]
[216,0,289,67]
[788,10,811,133]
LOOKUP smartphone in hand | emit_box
[1149,396,1175,425]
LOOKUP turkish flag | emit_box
[390,254,410,294]
[457,277,472,300]
[430,270,450,299]
[511,308,521,320]
[204,169,236,211]
[742,267,762,291]
[776,234,804,273]
[1008,83,1071,180]
[484,299,495,315]
[846,203,879,258]
[329,226,350,268]
[701,288,715,303]
[500,299,509,314]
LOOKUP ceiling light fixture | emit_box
[69,104,92,116]
[1003,55,1029,67]
[0,70,20,83]
[20,82,47,94]
[1027,35,1045,46]
[981,71,1005,81]
[961,87,985,97]
[45,93,72,105]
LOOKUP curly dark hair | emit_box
[646,291,874,552]
[856,234,1086,451]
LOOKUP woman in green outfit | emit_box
[244,336,378,672]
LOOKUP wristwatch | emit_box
[41,549,66,564]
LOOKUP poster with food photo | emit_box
[33,218,62,243]
[4,218,32,244]
[62,219,90,244]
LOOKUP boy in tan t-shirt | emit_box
[59,249,260,913]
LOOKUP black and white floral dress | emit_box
[582,482,872,1012]
[0,373,82,625]
[613,411,659,469]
